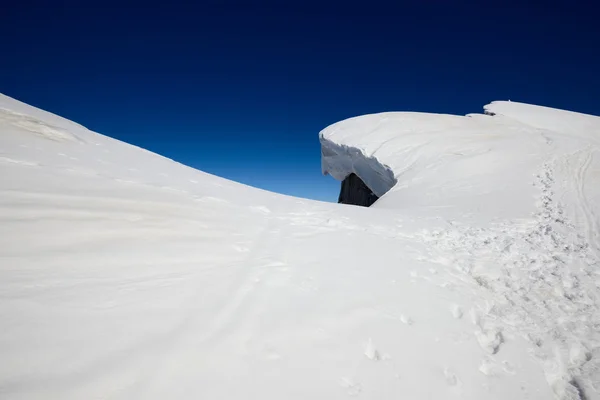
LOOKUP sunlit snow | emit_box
[1,93,599,399]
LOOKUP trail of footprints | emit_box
[339,163,598,397]
[412,164,600,399]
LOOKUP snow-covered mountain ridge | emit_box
[1,93,599,399]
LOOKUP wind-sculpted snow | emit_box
[320,134,397,198]
[1,92,599,400]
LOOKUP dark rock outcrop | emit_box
[338,173,379,207]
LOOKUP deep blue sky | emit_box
[1,1,599,201]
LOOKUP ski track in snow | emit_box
[572,147,600,259]
[1,93,599,399]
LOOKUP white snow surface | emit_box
[1,93,599,400]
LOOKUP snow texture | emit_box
[1,92,599,399]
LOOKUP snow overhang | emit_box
[320,133,396,198]
[318,111,471,202]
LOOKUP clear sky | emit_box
[1,1,598,202]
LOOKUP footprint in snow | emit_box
[339,378,362,396]
[479,357,500,376]
[364,338,380,361]
[450,304,463,319]
[502,360,516,374]
[443,367,459,386]
[400,315,413,325]
[475,328,503,354]
[568,343,591,367]
[479,357,516,376]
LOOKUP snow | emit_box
[1,92,599,399]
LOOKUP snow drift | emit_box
[1,92,599,400]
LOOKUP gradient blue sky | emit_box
[1,1,598,201]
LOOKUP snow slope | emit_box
[1,93,599,399]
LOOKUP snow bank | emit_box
[321,102,599,211]
[319,110,512,210]
[319,103,564,219]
